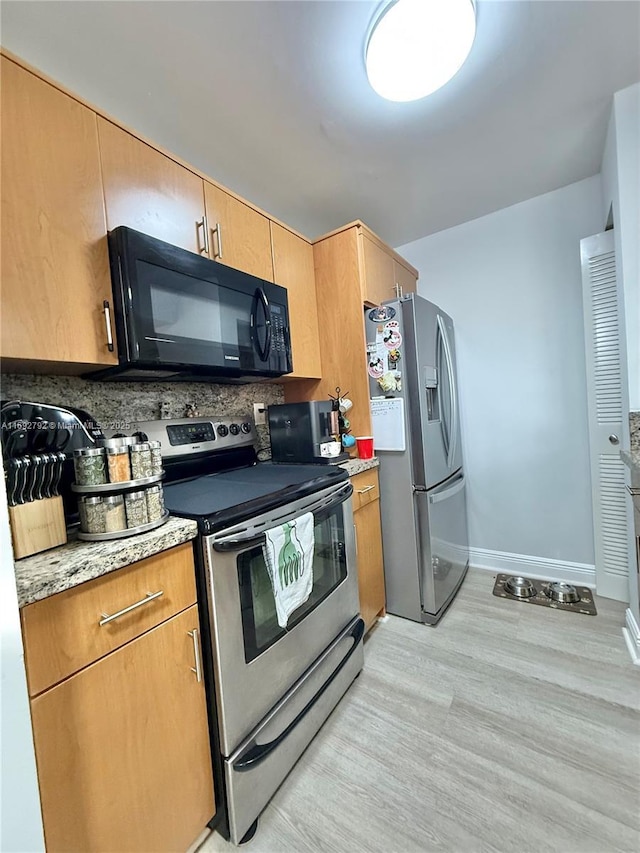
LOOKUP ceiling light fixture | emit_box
[365,0,477,102]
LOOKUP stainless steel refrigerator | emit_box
[365,293,469,624]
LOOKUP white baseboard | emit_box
[622,608,640,666]
[469,547,596,588]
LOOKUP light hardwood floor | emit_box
[201,569,640,853]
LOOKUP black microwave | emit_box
[88,227,293,383]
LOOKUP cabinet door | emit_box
[98,118,206,254]
[360,233,395,307]
[204,182,274,280]
[30,605,214,853]
[353,489,386,631]
[0,58,116,366]
[271,223,322,379]
[394,259,417,296]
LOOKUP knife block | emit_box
[9,496,67,559]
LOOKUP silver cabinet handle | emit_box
[627,486,640,496]
[188,628,202,682]
[353,523,358,557]
[212,222,223,259]
[99,590,163,626]
[196,216,209,255]
[356,485,375,494]
[393,283,403,298]
[609,434,620,445]
[103,300,114,352]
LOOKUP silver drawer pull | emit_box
[188,628,202,682]
[356,485,375,494]
[99,590,164,626]
[627,486,640,496]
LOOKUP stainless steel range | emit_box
[117,416,364,844]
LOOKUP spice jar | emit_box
[73,447,107,486]
[104,494,127,533]
[130,443,153,480]
[83,496,106,534]
[106,446,131,483]
[77,496,88,530]
[125,490,148,528]
[148,440,163,476]
[145,485,165,522]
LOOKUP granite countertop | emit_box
[339,457,380,477]
[14,516,198,608]
[14,460,379,608]
[620,449,640,478]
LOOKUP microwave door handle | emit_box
[250,288,271,362]
[257,286,272,361]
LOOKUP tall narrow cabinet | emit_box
[284,221,419,439]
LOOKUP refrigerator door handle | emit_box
[437,314,457,469]
[428,474,465,505]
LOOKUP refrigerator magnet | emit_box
[383,325,402,350]
[367,356,385,379]
[368,305,396,322]
[387,348,401,365]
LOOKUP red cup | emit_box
[355,436,374,460]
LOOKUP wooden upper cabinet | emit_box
[271,223,321,379]
[0,57,116,367]
[203,181,274,280]
[394,259,417,297]
[360,233,395,307]
[30,605,214,853]
[98,118,206,254]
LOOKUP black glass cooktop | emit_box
[163,462,349,533]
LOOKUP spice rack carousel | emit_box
[72,442,169,541]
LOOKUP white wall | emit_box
[397,176,603,577]
[0,451,45,852]
[601,82,640,412]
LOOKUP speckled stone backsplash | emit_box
[630,411,639,452]
[1,373,284,454]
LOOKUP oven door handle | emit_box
[234,617,365,771]
[211,482,353,552]
[214,533,266,552]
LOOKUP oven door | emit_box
[203,480,359,756]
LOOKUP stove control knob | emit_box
[229,423,240,436]
[217,424,229,437]
[241,422,252,434]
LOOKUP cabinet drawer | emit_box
[21,543,197,696]
[351,469,380,512]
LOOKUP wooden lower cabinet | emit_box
[30,604,214,852]
[352,470,385,631]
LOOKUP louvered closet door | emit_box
[581,231,630,601]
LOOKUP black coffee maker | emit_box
[268,401,349,464]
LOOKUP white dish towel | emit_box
[263,512,315,628]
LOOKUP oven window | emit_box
[237,504,347,663]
